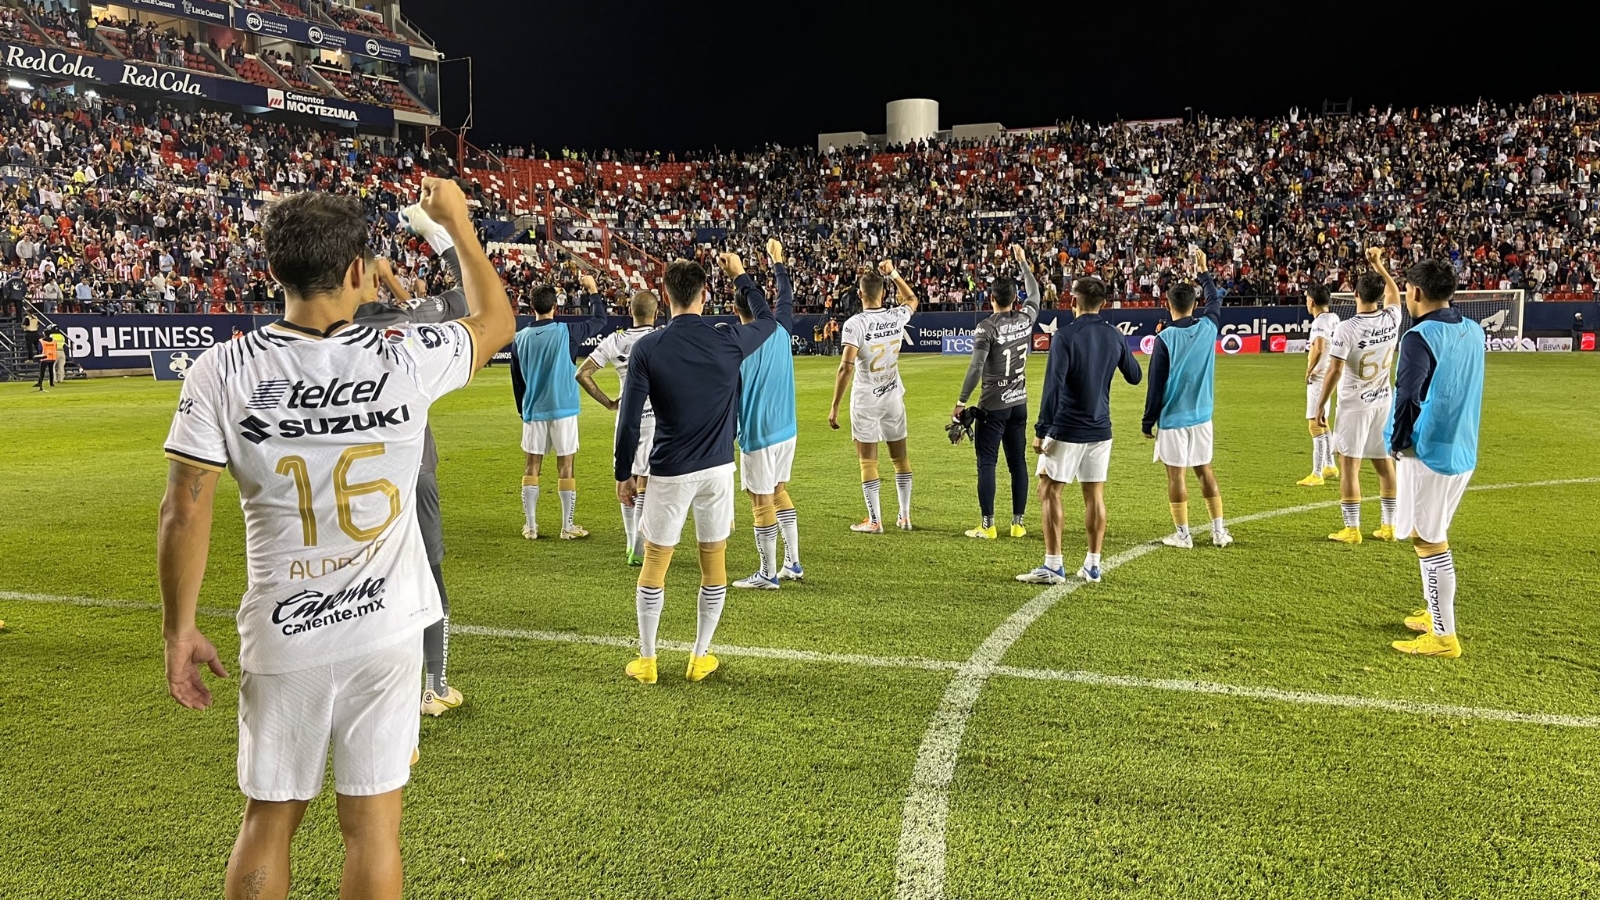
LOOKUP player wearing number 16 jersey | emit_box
[156,183,514,900]
[830,260,920,533]
[1315,248,1402,544]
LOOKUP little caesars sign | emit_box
[3,45,205,96]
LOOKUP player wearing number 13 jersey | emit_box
[156,185,513,900]
[830,260,919,533]
[1315,248,1402,544]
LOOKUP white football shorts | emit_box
[237,633,424,802]
[615,413,655,477]
[1394,455,1473,545]
[850,393,908,443]
[1334,404,1391,460]
[641,463,735,546]
[1153,422,1214,468]
[1036,438,1112,484]
[740,437,796,495]
[1306,380,1331,421]
[521,416,580,456]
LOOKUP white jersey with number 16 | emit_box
[163,320,476,675]
[842,305,913,400]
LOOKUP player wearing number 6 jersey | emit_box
[1315,248,1402,544]
[157,182,513,900]
[830,260,919,533]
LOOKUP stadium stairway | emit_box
[0,318,25,382]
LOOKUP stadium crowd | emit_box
[1,82,1598,320]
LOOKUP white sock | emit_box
[1380,497,1396,526]
[632,492,647,557]
[621,503,637,552]
[636,585,662,657]
[1341,502,1361,529]
[895,471,913,522]
[777,507,800,567]
[755,524,779,579]
[1317,434,1332,470]
[1044,553,1063,571]
[1084,551,1101,569]
[560,489,576,531]
[1176,523,1191,539]
[1212,517,1226,534]
[521,485,540,531]
[693,585,726,656]
[862,479,881,525]
[1421,551,1457,635]
[1311,436,1322,475]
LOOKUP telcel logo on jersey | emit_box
[286,374,389,409]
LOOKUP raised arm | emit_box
[881,259,919,313]
[768,238,794,333]
[158,460,228,710]
[717,252,776,358]
[419,177,514,371]
[1014,243,1041,311]
[1366,246,1401,309]
[1193,246,1222,326]
[376,257,412,304]
[566,274,614,347]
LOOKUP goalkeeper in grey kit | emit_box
[354,203,469,717]
[954,243,1043,539]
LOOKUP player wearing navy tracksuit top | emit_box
[1018,276,1142,586]
[614,255,775,685]
[732,239,804,590]
[511,277,610,541]
[1385,259,1485,659]
[1142,249,1234,551]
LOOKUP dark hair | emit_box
[1305,285,1331,308]
[1168,283,1197,314]
[663,260,706,308]
[262,192,367,298]
[858,270,886,303]
[1070,276,1108,311]
[1405,259,1458,303]
[1354,272,1386,306]
[529,284,558,315]
[992,276,1016,309]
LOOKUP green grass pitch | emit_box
[2,351,1599,899]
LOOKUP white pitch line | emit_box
[890,475,1600,900]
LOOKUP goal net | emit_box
[1330,290,1525,348]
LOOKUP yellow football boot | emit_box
[685,653,720,682]
[1404,611,1432,633]
[1009,523,1027,538]
[625,656,658,684]
[1328,527,1363,544]
[1371,524,1397,542]
[1392,632,1461,658]
[1296,474,1325,487]
[1323,466,1339,479]
[964,524,997,540]
[421,686,464,717]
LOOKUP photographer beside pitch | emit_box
[614,253,775,684]
[157,178,513,900]
[955,243,1042,540]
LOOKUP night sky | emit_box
[402,1,1592,154]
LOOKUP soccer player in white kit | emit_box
[577,289,662,565]
[1298,285,1342,486]
[156,180,513,900]
[1315,247,1402,543]
[829,260,920,533]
